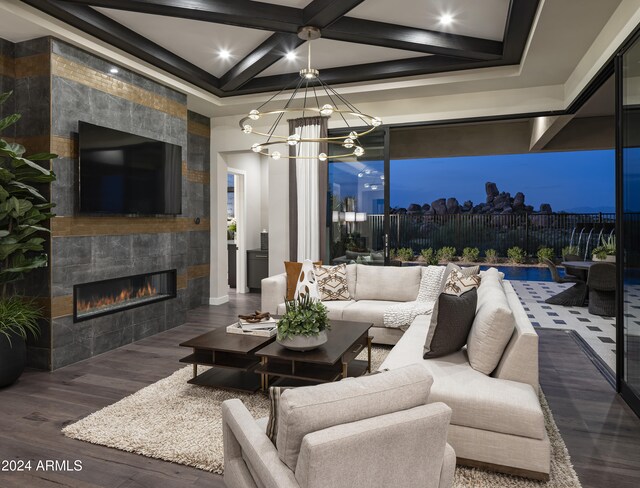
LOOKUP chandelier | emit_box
[239,26,382,161]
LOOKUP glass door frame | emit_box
[616,30,640,417]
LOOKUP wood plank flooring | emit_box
[0,292,638,487]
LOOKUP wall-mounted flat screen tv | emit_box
[79,122,182,215]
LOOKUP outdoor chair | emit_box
[563,254,588,281]
[542,258,588,307]
[587,262,616,316]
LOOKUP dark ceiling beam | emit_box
[219,0,365,91]
[302,0,365,27]
[59,0,504,60]
[219,33,303,92]
[324,18,503,60]
[233,55,495,96]
[23,0,222,95]
[502,0,540,61]
[57,0,303,33]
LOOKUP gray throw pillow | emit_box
[424,288,477,359]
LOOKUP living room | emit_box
[0,1,639,487]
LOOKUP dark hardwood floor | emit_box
[0,292,639,487]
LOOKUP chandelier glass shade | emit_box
[239,27,382,161]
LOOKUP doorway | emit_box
[227,169,248,293]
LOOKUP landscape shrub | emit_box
[436,246,457,262]
[396,247,415,262]
[462,247,480,262]
[507,246,526,264]
[420,248,438,265]
[485,249,498,263]
[536,246,555,263]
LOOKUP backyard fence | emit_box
[364,212,615,258]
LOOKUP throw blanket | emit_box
[383,265,444,329]
[383,300,435,330]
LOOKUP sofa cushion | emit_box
[467,274,515,375]
[380,315,545,440]
[346,263,357,298]
[314,264,350,301]
[442,269,481,296]
[341,300,404,327]
[355,264,421,302]
[424,288,477,359]
[276,364,433,471]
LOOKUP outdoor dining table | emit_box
[543,261,599,307]
[561,261,600,270]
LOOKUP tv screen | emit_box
[79,122,182,215]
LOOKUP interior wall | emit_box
[1,36,211,369]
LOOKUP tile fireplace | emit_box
[73,269,177,322]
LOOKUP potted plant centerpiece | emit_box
[276,294,330,351]
[0,91,56,387]
[592,235,616,262]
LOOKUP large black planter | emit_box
[0,332,26,388]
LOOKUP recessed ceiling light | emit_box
[285,51,297,61]
[439,13,454,26]
[109,67,119,74]
[219,49,231,59]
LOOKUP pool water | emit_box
[480,265,552,282]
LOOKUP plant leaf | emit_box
[0,91,13,105]
[0,113,21,133]
[25,152,57,161]
[8,180,46,201]
[13,157,50,175]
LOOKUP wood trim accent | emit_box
[14,53,50,78]
[51,216,210,237]
[0,54,14,77]
[177,273,188,290]
[51,295,73,319]
[187,119,210,138]
[456,457,550,482]
[188,264,210,281]
[50,136,75,159]
[7,136,52,157]
[51,54,187,120]
[182,161,210,184]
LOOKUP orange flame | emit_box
[78,282,158,314]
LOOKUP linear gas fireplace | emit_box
[73,269,177,322]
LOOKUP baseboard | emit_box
[209,295,229,306]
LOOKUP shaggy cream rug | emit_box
[63,347,581,487]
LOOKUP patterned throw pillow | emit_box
[443,269,481,296]
[313,264,351,301]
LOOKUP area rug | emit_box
[62,346,581,487]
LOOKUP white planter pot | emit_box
[592,254,616,263]
[277,330,328,351]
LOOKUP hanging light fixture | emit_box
[239,26,382,161]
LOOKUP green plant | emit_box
[561,245,579,258]
[277,294,330,341]
[0,296,41,345]
[485,249,498,263]
[507,246,525,264]
[462,247,480,262]
[592,235,616,260]
[420,248,438,265]
[436,246,456,262]
[536,246,555,263]
[0,91,57,299]
[396,247,415,261]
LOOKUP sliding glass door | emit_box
[327,129,386,265]
[618,34,640,416]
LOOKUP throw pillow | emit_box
[314,264,350,301]
[266,386,294,444]
[416,265,446,302]
[439,263,480,293]
[443,269,481,296]
[284,261,321,300]
[424,288,477,359]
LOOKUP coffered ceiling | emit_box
[20,0,540,97]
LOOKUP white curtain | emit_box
[295,123,320,261]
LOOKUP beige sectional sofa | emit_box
[261,264,551,480]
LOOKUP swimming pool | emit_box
[480,265,552,282]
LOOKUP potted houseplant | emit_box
[276,294,330,351]
[592,235,616,262]
[227,217,237,240]
[0,90,56,387]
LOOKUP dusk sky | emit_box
[389,150,615,213]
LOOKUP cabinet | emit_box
[247,249,269,291]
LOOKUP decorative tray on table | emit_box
[226,311,278,337]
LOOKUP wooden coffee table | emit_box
[179,327,275,392]
[254,320,372,390]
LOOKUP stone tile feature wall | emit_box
[0,37,211,369]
